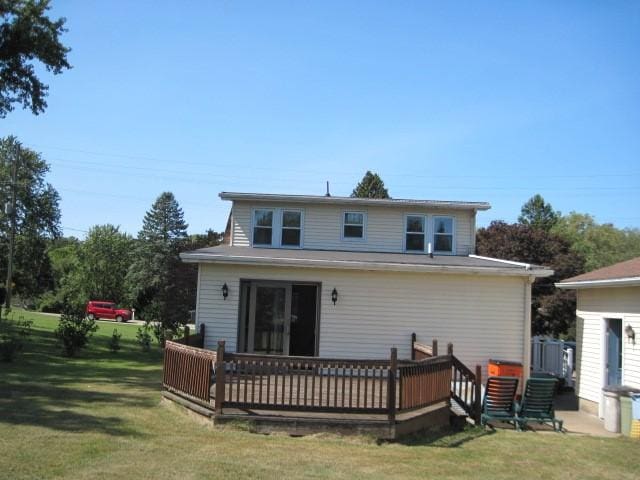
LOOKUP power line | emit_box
[26,142,640,180]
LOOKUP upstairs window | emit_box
[253,209,274,245]
[281,210,302,247]
[343,212,365,239]
[433,216,454,253]
[405,215,425,252]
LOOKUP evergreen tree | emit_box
[518,194,559,231]
[351,171,390,199]
[126,192,190,331]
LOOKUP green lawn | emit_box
[1,310,638,480]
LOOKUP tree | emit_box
[0,0,71,117]
[552,212,640,271]
[0,136,61,304]
[126,192,190,331]
[518,194,559,231]
[476,221,585,337]
[73,225,134,303]
[351,171,390,199]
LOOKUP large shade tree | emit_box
[552,212,640,271]
[476,220,585,337]
[0,0,71,117]
[0,136,61,304]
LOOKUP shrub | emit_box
[108,329,122,353]
[54,313,98,357]
[0,316,32,362]
[136,325,152,352]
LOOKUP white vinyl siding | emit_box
[575,287,640,412]
[231,201,475,254]
[196,263,527,377]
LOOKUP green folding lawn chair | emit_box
[480,376,519,429]
[516,377,563,432]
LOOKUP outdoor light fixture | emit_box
[331,288,338,305]
[222,283,229,300]
[625,324,635,343]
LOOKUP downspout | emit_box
[523,275,534,385]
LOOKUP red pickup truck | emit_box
[85,301,132,322]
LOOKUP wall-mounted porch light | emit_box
[331,288,338,305]
[625,324,635,344]
[222,283,229,300]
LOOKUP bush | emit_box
[136,325,152,352]
[37,291,66,313]
[108,329,122,353]
[54,313,98,357]
[0,315,32,362]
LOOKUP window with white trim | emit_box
[281,210,302,247]
[433,216,454,253]
[253,209,274,245]
[343,211,365,239]
[405,215,425,252]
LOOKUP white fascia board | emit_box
[469,254,533,269]
[556,277,640,289]
[180,252,552,277]
[219,192,491,211]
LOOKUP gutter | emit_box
[556,277,640,289]
[181,252,553,278]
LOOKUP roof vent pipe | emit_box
[325,181,331,197]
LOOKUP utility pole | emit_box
[4,142,18,314]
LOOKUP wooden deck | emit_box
[162,335,482,438]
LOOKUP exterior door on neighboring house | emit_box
[605,318,623,386]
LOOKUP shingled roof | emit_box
[557,256,640,288]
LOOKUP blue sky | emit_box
[5,1,640,237]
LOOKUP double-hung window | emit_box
[405,215,425,252]
[343,212,365,239]
[433,216,454,253]
[281,210,302,247]
[253,209,274,245]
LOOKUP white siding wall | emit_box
[575,287,640,409]
[196,263,527,377]
[231,201,475,255]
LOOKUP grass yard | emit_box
[1,310,638,480]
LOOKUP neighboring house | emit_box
[557,257,640,417]
[181,192,553,378]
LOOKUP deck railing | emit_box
[447,343,482,422]
[398,355,452,411]
[163,340,216,406]
[162,334,482,422]
[222,352,394,414]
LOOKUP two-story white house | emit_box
[181,192,553,376]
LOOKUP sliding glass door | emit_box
[239,281,318,357]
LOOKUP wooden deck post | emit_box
[432,339,438,357]
[388,347,397,424]
[447,342,453,356]
[474,364,482,422]
[215,340,225,415]
[411,333,416,360]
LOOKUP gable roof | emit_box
[219,192,491,211]
[556,257,640,289]
[181,245,552,277]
